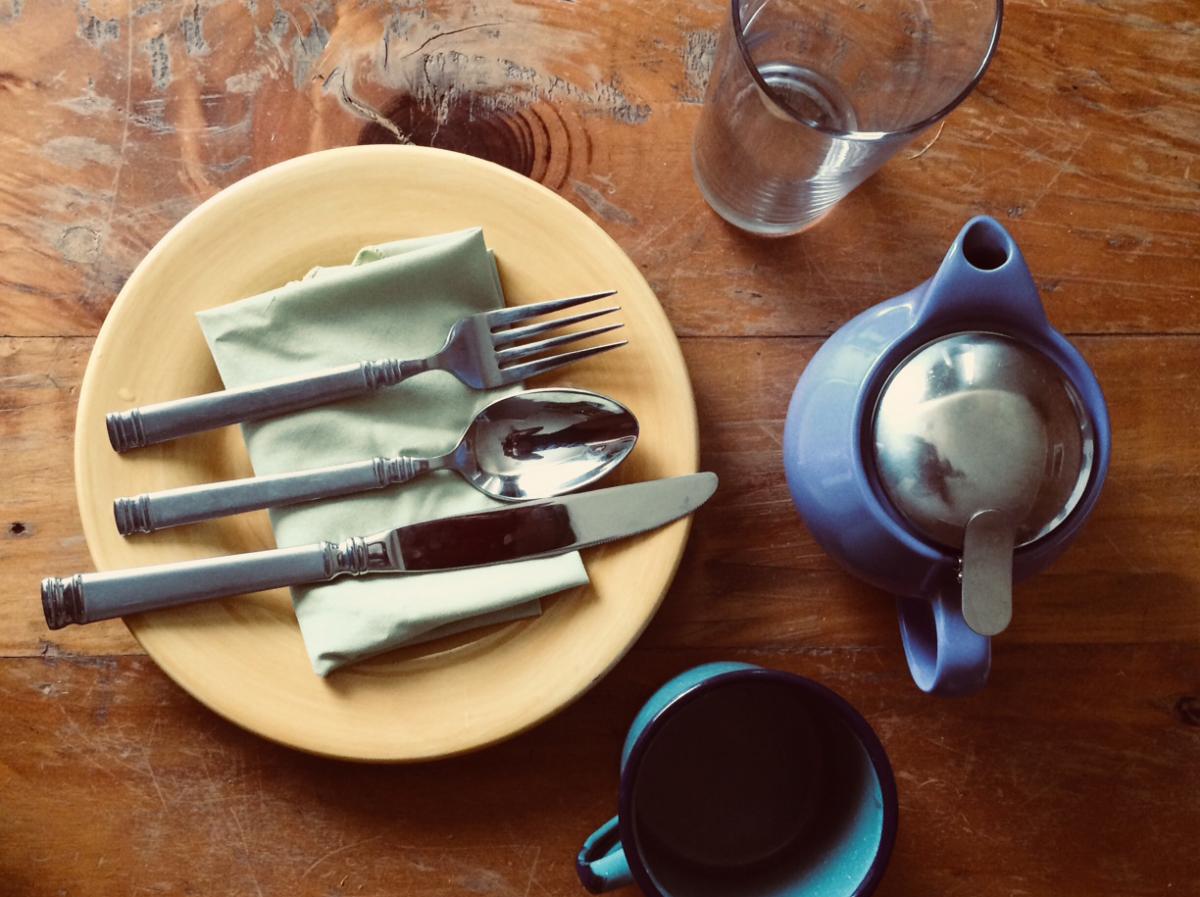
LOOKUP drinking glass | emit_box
[692,0,1002,235]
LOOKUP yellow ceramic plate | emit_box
[74,145,698,761]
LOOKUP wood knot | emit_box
[356,93,540,178]
[1174,695,1200,727]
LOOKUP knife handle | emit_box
[105,357,429,452]
[41,538,375,629]
[114,456,431,535]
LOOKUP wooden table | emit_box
[2,1,1197,894]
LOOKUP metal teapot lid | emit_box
[872,332,1094,636]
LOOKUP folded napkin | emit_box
[196,228,589,676]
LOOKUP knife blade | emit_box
[42,473,718,629]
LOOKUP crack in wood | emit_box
[328,68,411,144]
[394,21,502,63]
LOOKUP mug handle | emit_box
[897,588,991,696]
[577,816,634,893]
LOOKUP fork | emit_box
[106,290,625,452]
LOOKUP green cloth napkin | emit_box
[196,228,589,676]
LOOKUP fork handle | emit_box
[106,357,429,452]
[114,456,431,535]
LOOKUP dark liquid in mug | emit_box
[630,680,876,895]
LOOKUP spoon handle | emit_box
[113,456,430,535]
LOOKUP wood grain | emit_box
[0,0,1197,892]
[0,645,1195,897]
[0,0,1196,338]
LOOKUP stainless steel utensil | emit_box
[43,472,718,628]
[114,388,640,535]
[106,290,626,452]
[872,332,1093,637]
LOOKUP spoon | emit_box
[114,388,639,535]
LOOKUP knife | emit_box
[42,472,718,629]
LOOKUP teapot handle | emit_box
[897,589,991,696]
[916,216,1051,335]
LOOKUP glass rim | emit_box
[729,0,1005,141]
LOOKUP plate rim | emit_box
[73,144,699,761]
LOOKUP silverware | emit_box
[43,472,718,629]
[114,388,640,535]
[106,290,626,452]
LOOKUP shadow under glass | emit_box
[629,679,884,897]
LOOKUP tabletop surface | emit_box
[1,0,1197,894]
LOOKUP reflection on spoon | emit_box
[113,388,639,535]
[459,390,639,500]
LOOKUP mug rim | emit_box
[615,667,899,897]
[728,0,1004,141]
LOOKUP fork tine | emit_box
[495,323,625,366]
[497,339,628,383]
[484,290,618,328]
[491,306,621,348]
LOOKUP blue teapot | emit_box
[783,217,1111,696]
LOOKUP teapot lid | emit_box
[871,332,1095,635]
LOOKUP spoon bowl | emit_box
[455,388,639,501]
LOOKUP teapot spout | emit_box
[916,216,1051,335]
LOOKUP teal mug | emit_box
[577,663,897,897]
